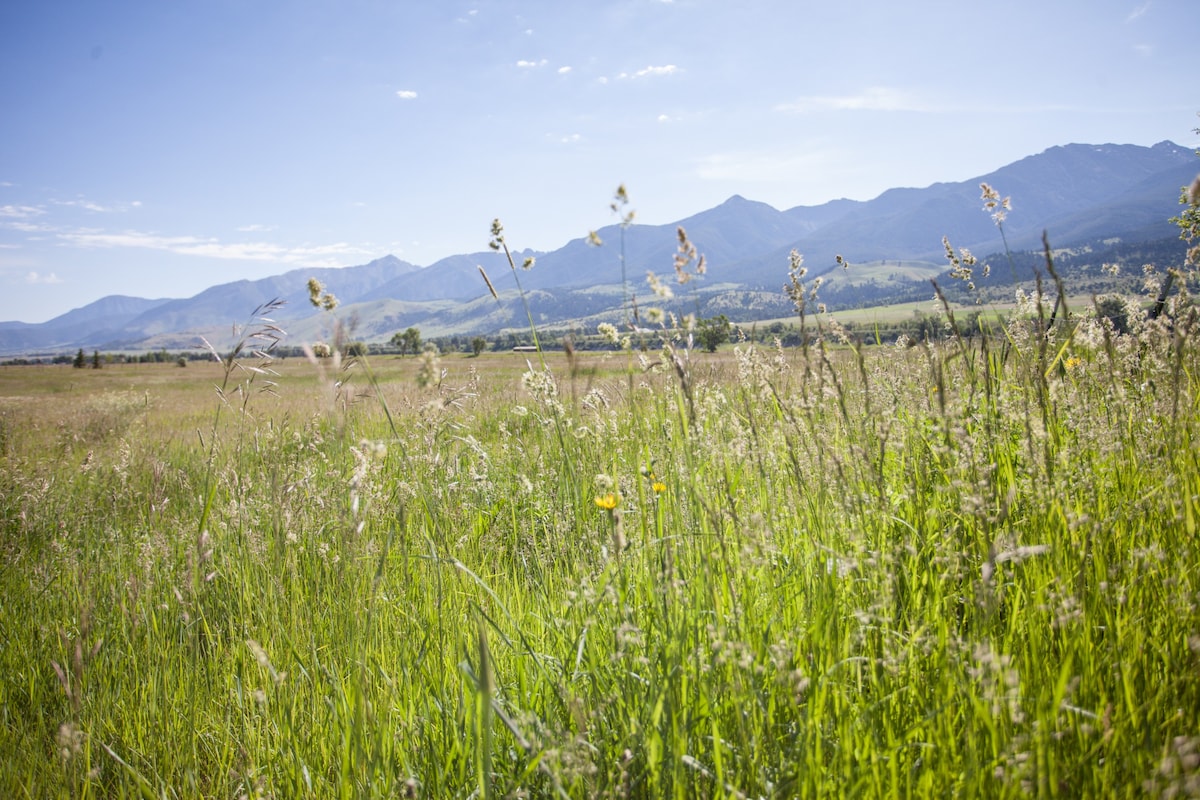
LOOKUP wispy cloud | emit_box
[619,64,678,79]
[775,87,927,113]
[0,205,46,219]
[2,220,53,233]
[1127,1,1151,21]
[58,230,373,266]
[25,271,63,285]
[516,59,548,69]
[53,198,140,213]
[236,223,275,232]
[557,66,572,75]
[396,89,418,99]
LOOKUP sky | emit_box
[1,0,1197,324]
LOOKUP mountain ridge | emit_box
[3,140,1195,355]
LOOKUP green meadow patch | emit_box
[3,279,1200,798]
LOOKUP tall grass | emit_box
[2,213,1200,797]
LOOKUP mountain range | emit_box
[2,140,1196,356]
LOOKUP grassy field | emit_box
[2,292,1200,798]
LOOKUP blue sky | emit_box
[1,0,1197,323]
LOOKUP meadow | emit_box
[2,260,1200,798]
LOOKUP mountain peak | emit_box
[718,194,775,209]
[366,254,410,269]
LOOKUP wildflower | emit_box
[416,343,442,388]
[307,277,339,310]
[647,271,674,300]
[587,230,604,247]
[597,322,620,345]
[640,462,666,494]
[521,367,562,414]
[673,226,703,284]
[980,182,1012,225]
[785,250,808,314]
[611,184,636,227]
[594,493,619,511]
[1064,356,1081,370]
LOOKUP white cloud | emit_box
[1127,1,1151,21]
[58,230,373,266]
[54,199,121,213]
[236,223,274,232]
[3,220,52,233]
[396,89,418,99]
[657,114,673,123]
[25,271,63,285]
[0,205,46,219]
[557,66,572,75]
[620,64,678,79]
[558,133,582,143]
[51,197,141,214]
[775,87,926,113]
[516,59,548,69]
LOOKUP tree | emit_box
[470,336,488,357]
[73,348,86,369]
[345,341,368,357]
[696,315,731,353]
[391,326,421,355]
[1095,295,1131,335]
[91,350,102,369]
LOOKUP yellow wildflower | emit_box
[594,493,619,511]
